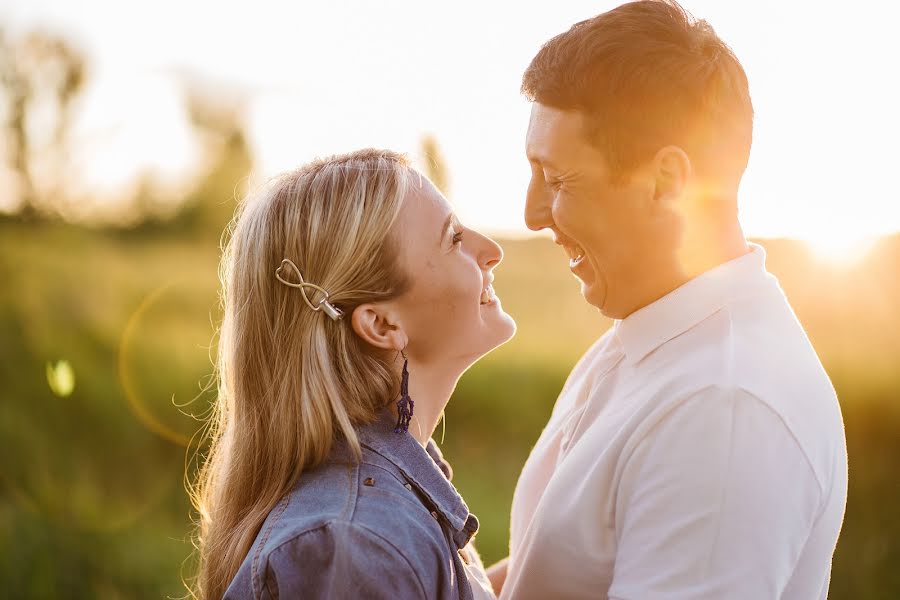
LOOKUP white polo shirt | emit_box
[503,243,847,600]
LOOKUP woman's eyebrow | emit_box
[439,213,455,245]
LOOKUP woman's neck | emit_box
[389,356,461,447]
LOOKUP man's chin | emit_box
[580,278,604,309]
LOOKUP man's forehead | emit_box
[526,103,588,166]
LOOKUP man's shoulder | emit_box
[644,290,833,398]
[618,291,844,483]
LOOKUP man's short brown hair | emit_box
[522,0,753,182]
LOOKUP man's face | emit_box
[524,103,681,319]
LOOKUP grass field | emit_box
[1,217,898,598]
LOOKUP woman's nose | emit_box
[477,231,504,270]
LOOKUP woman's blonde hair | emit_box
[189,148,413,599]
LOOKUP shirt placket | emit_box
[558,339,625,459]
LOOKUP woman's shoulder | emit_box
[259,518,434,599]
[269,447,449,548]
[231,452,453,599]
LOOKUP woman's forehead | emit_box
[394,176,452,262]
[405,175,451,223]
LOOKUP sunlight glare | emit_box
[804,231,878,267]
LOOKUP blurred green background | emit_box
[1,26,899,600]
[3,218,900,599]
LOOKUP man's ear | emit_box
[651,145,691,209]
[351,303,407,352]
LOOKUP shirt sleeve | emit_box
[609,387,823,600]
[460,541,498,600]
[258,520,428,599]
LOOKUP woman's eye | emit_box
[452,231,464,246]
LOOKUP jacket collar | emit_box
[614,243,771,366]
[356,407,479,547]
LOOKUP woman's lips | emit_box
[480,284,497,305]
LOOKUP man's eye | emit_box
[452,231,464,245]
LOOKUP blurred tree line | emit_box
[0,28,450,239]
[0,28,85,219]
[0,28,252,237]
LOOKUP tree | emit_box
[0,29,86,218]
[170,75,254,236]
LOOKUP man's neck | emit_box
[616,216,749,320]
[677,216,749,281]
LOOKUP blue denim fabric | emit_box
[223,407,480,599]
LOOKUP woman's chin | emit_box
[457,309,517,366]
[483,306,517,349]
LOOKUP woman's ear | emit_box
[351,303,407,352]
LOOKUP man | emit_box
[487,1,847,598]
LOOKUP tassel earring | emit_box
[394,351,414,434]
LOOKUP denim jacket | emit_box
[223,407,483,599]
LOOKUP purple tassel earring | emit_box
[394,351,414,434]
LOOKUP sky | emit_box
[2,0,899,258]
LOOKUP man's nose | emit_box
[524,177,553,231]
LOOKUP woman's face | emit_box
[391,174,516,367]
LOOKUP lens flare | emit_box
[117,281,192,447]
[45,359,76,397]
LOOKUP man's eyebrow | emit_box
[528,154,561,172]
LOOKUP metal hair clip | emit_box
[274,259,344,321]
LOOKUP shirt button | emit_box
[430,510,439,520]
[404,483,413,491]
[363,477,375,487]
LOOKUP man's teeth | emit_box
[480,285,497,304]
[568,245,585,267]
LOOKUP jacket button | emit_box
[363,477,375,487]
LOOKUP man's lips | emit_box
[555,237,586,268]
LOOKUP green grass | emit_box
[1,217,898,598]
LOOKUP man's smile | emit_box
[553,233,586,269]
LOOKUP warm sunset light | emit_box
[2,2,898,598]
[1,0,898,247]
[805,231,879,267]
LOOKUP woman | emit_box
[191,148,516,599]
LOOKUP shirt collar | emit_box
[614,242,769,366]
[355,407,478,547]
